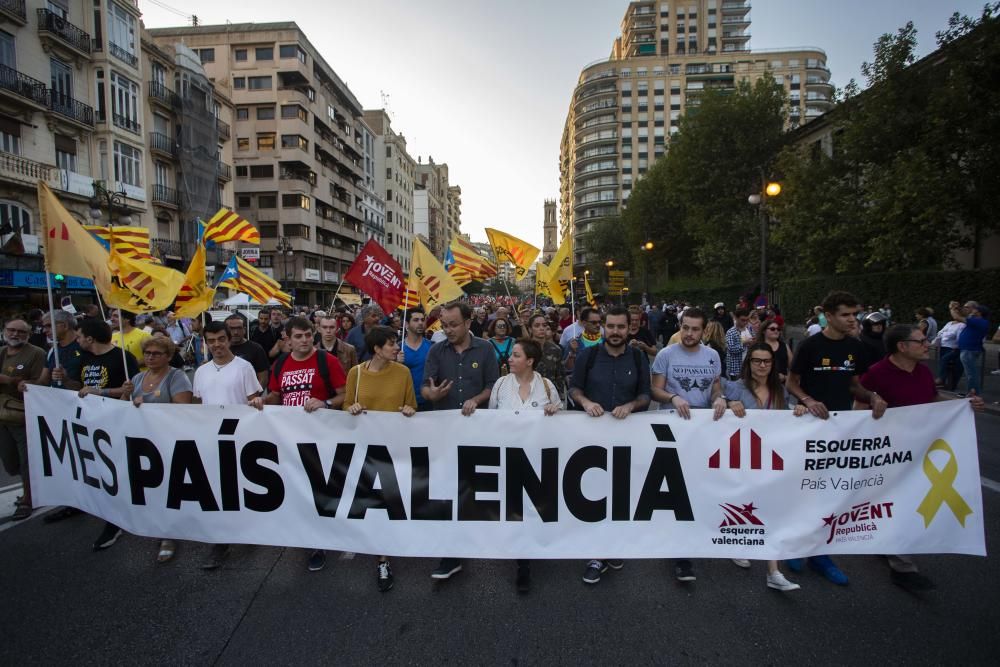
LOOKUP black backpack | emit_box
[271,351,337,397]
[572,343,645,410]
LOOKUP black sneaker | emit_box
[92,522,123,551]
[202,544,231,570]
[44,506,82,523]
[516,564,531,593]
[891,570,936,592]
[582,559,608,584]
[606,559,625,570]
[674,560,696,582]
[308,550,326,572]
[431,557,462,580]
[377,560,394,592]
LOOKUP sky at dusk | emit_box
[139,0,989,247]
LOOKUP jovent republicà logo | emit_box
[712,502,765,546]
[823,500,894,544]
[709,429,784,471]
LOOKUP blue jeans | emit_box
[938,347,962,390]
[960,350,983,396]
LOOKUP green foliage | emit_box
[779,269,1000,329]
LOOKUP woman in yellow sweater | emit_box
[343,325,417,592]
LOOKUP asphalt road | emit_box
[1,413,998,666]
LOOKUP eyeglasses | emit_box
[749,358,773,366]
[143,350,166,357]
[586,320,602,325]
[4,328,29,335]
[766,327,781,332]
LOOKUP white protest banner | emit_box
[26,387,985,559]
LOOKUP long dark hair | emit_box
[740,343,786,409]
[753,318,783,347]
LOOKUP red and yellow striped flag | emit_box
[85,225,161,263]
[485,228,539,281]
[174,241,216,318]
[107,242,185,313]
[203,208,260,244]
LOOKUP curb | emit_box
[938,390,1000,417]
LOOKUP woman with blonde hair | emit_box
[702,320,727,371]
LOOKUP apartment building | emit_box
[361,109,415,271]
[560,0,833,268]
[357,117,385,247]
[415,156,454,260]
[0,0,98,300]
[149,22,368,306]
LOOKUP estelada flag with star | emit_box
[485,228,540,281]
[344,238,405,313]
[406,238,464,311]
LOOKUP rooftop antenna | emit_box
[380,90,392,119]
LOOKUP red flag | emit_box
[344,239,405,313]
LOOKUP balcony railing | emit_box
[37,8,92,55]
[109,42,138,68]
[112,113,141,134]
[47,90,95,127]
[0,0,26,25]
[148,132,177,157]
[151,184,180,206]
[147,81,179,108]
[0,151,52,183]
[0,64,47,107]
[216,117,230,140]
[152,237,185,259]
[217,162,232,181]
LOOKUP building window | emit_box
[258,194,277,209]
[281,194,310,210]
[256,106,275,120]
[199,48,215,63]
[233,77,246,89]
[234,48,247,62]
[235,165,248,177]
[108,2,136,61]
[110,71,140,133]
[55,135,77,171]
[250,164,274,178]
[260,223,278,239]
[281,134,308,150]
[0,200,31,236]
[279,44,307,63]
[237,195,252,208]
[0,117,21,154]
[255,47,274,61]
[281,104,308,121]
[236,107,249,121]
[113,141,142,187]
[257,134,275,151]
[248,76,271,90]
[284,224,310,238]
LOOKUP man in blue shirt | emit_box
[954,300,990,396]
[401,308,433,411]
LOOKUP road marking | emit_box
[982,477,1000,494]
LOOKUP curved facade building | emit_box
[560,0,833,270]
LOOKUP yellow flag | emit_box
[408,238,464,310]
[485,228,540,281]
[174,241,216,318]
[546,234,572,302]
[584,272,597,308]
[107,243,186,313]
[37,181,115,293]
[536,262,565,305]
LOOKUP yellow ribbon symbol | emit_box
[916,439,973,528]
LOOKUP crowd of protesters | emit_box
[0,289,995,595]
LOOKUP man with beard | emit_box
[651,307,726,582]
[569,306,650,585]
[401,309,433,411]
[346,303,384,363]
[0,318,46,520]
[250,308,280,355]
[316,314,358,375]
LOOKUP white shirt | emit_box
[489,372,558,410]
[431,330,447,343]
[192,356,262,405]
[933,321,965,349]
[807,323,822,337]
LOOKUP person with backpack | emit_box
[568,306,651,586]
[263,316,347,573]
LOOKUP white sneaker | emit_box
[767,571,801,591]
[991,369,1000,375]
[731,559,751,568]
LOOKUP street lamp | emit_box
[276,236,294,282]
[89,182,132,225]
[748,181,781,306]
[640,240,654,298]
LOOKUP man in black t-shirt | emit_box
[249,308,280,358]
[226,314,270,387]
[785,291,888,587]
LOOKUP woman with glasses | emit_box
[723,343,807,592]
[754,318,793,383]
[123,336,193,563]
[487,318,514,376]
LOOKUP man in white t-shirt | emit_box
[192,322,263,406]
[191,321,263,571]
